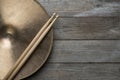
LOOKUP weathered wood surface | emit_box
[49,40,120,62]
[26,63,120,80]
[54,17,120,40]
[25,0,120,80]
[39,0,120,17]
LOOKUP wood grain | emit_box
[38,0,120,17]
[48,40,120,62]
[26,63,120,80]
[54,17,120,40]
[58,63,120,80]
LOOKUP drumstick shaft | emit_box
[4,13,59,80]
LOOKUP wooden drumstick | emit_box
[4,13,59,80]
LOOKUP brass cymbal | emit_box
[0,0,53,79]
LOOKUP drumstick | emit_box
[4,13,59,80]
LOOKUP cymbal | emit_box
[0,0,53,79]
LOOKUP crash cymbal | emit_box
[0,0,53,80]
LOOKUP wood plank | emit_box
[38,0,120,17]
[59,63,120,80]
[39,0,102,12]
[54,17,120,40]
[49,40,120,62]
[25,63,120,80]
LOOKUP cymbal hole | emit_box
[6,26,15,38]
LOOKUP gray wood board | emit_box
[26,63,120,80]
[54,17,120,40]
[38,0,120,17]
[49,40,120,62]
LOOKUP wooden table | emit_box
[25,0,120,80]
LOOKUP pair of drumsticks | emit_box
[3,13,59,80]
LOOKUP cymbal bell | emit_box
[0,0,53,79]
